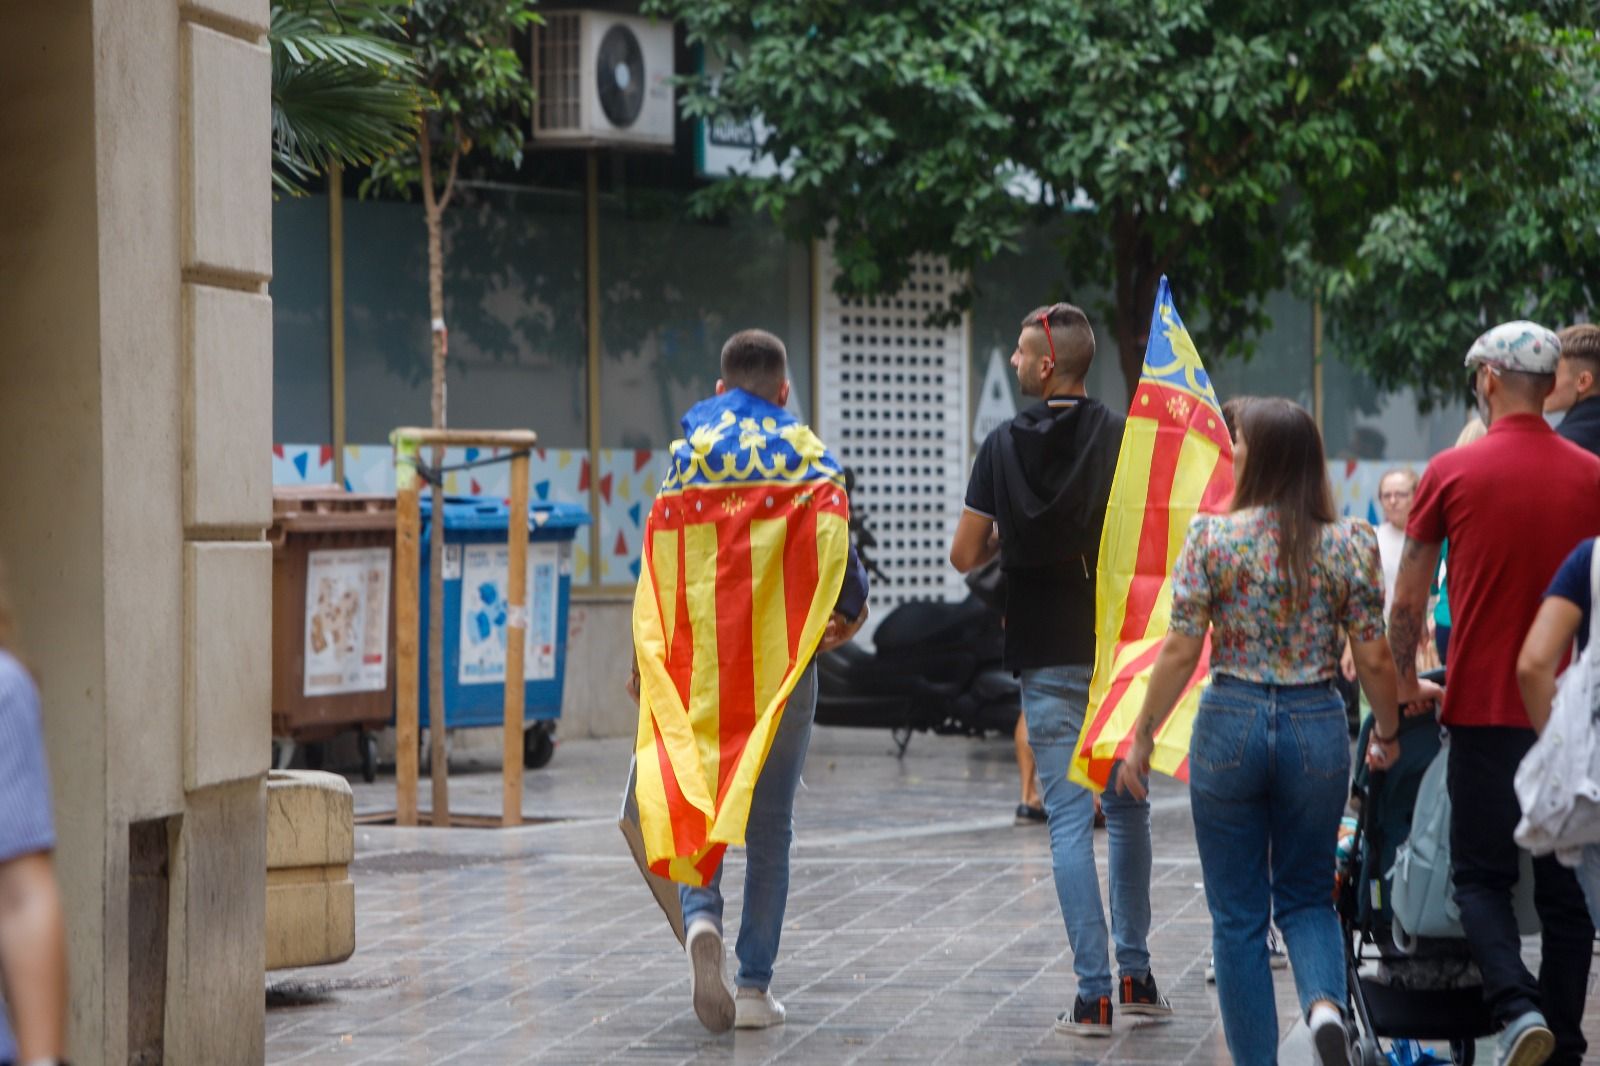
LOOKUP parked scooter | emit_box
[813,479,1019,756]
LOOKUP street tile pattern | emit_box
[267,730,1600,1064]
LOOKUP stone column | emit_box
[0,1,272,1061]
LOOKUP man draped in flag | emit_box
[1070,278,1234,790]
[950,303,1172,1037]
[631,329,868,1033]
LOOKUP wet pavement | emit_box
[265,725,1600,1064]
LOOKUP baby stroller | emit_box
[1336,705,1493,1065]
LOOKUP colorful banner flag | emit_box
[632,389,850,886]
[1070,277,1235,789]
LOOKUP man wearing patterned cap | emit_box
[1388,321,1600,1066]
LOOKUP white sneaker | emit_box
[734,986,787,1029]
[686,918,734,1033]
[1309,1006,1351,1066]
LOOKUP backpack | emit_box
[1514,540,1600,857]
[1388,740,1540,953]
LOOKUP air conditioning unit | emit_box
[532,11,675,149]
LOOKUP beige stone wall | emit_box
[562,599,638,738]
[0,0,271,1061]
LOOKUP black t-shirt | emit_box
[964,397,1124,671]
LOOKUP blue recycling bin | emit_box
[413,497,589,738]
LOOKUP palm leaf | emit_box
[271,0,422,196]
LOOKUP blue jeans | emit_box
[679,662,816,990]
[1189,675,1349,1066]
[1020,664,1153,1001]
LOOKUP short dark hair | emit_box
[719,329,788,401]
[1559,323,1600,372]
[1020,302,1095,381]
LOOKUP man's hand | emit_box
[819,606,867,652]
[1403,676,1444,717]
[1340,641,1357,682]
[625,658,640,705]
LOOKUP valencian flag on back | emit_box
[632,389,850,886]
[1069,277,1234,789]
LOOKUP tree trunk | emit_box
[419,119,449,824]
[1111,207,1163,405]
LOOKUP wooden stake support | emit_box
[391,427,539,829]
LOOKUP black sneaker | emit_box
[1054,994,1113,1037]
[1014,803,1047,826]
[1119,972,1173,1017]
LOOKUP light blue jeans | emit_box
[1189,675,1349,1066]
[679,662,816,991]
[1020,664,1153,1001]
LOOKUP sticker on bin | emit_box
[303,547,392,696]
[458,542,560,684]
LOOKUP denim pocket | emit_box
[1189,700,1255,773]
[1287,706,1351,780]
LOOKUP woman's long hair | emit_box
[1232,398,1336,596]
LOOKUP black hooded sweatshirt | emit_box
[964,397,1125,670]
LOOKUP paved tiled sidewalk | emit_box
[266,727,1600,1064]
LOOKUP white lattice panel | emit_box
[814,244,970,641]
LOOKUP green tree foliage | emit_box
[270,0,421,197]
[648,0,1600,402]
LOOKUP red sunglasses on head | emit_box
[1035,306,1063,370]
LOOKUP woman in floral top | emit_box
[1115,399,1412,1066]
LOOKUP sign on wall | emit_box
[972,348,1018,447]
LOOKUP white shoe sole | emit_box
[1120,1001,1172,1017]
[1310,1017,1350,1066]
[1502,1025,1556,1066]
[687,927,734,1033]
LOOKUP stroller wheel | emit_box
[1450,1039,1475,1065]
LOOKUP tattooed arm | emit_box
[1388,535,1442,703]
[1115,631,1207,800]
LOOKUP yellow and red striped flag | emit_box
[632,390,850,886]
[1070,277,1235,789]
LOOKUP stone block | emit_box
[266,874,355,970]
[182,23,270,280]
[185,542,272,789]
[265,770,353,869]
[185,284,272,530]
[180,0,269,37]
[265,770,355,970]
[168,778,265,1065]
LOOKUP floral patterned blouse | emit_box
[1169,508,1386,684]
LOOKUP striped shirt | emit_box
[0,649,54,1063]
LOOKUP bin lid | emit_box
[420,495,590,533]
[271,488,397,533]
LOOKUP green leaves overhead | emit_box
[649,0,1600,401]
[270,0,421,196]
[363,0,540,203]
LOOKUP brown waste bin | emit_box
[270,487,397,782]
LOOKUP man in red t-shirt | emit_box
[1390,321,1600,1066]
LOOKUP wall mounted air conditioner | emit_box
[532,11,675,149]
